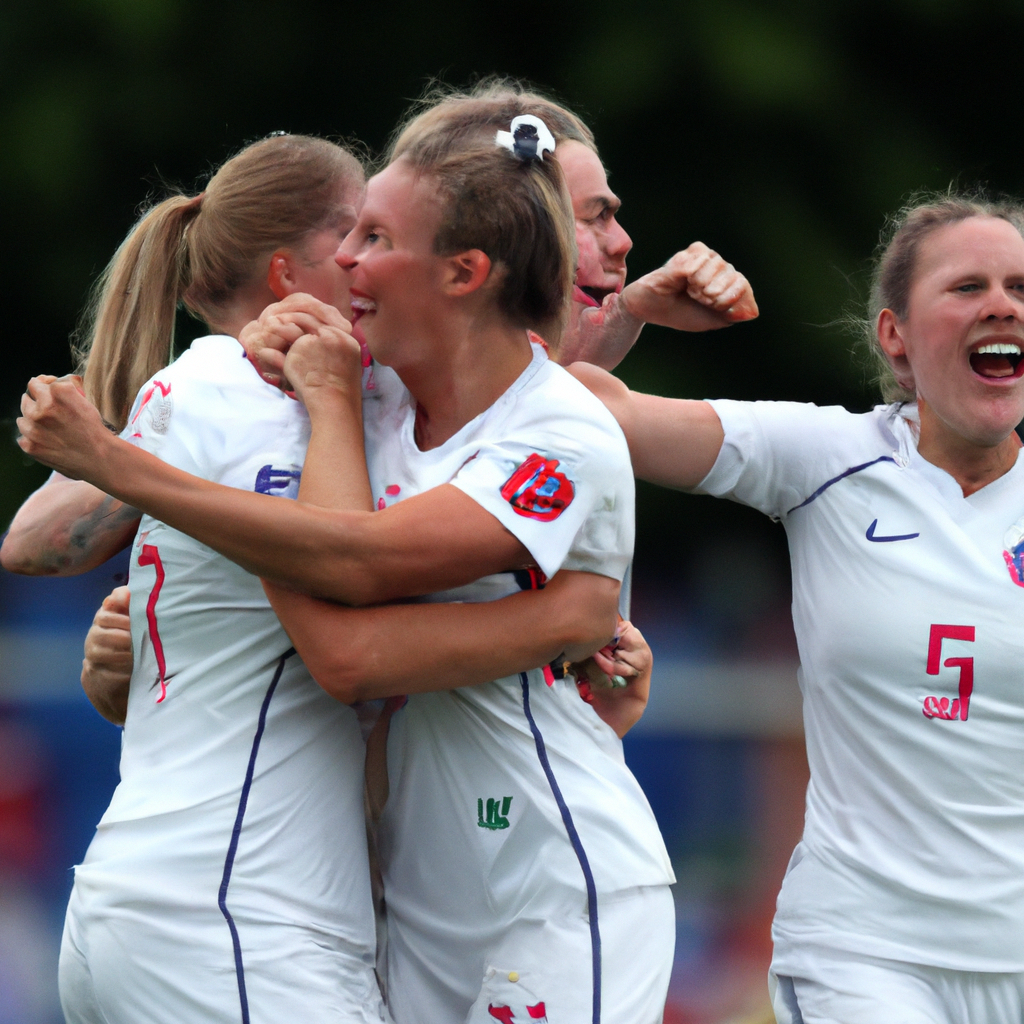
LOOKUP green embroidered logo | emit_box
[477,796,513,830]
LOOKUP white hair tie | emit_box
[495,115,556,162]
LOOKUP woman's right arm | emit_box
[567,362,725,490]
[1,473,140,576]
[81,572,624,728]
[263,568,620,703]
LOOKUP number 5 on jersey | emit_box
[922,624,974,721]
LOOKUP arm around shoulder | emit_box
[567,363,724,490]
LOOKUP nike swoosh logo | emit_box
[866,518,920,543]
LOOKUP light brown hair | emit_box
[388,81,582,342]
[77,134,364,429]
[865,190,1024,401]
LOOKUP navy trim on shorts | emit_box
[520,672,602,1024]
[218,648,295,1024]
[787,455,896,514]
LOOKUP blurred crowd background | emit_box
[2,1,1023,1020]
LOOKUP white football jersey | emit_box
[365,345,674,1022]
[699,399,1024,972]
[77,336,376,976]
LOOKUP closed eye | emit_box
[585,208,618,227]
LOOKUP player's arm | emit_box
[1,472,139,576]
[81,586,133,726]
[567,362,725,489]
[556,243,758,370]
[263,568,620,702]
[17,368,535,605]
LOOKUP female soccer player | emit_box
[17,102,678,1024]
[29,132,400,1024]
[564,193,1024,1023]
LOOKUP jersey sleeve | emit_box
[449,419,634,583]
[696,399,883,520]
[120,365,213,480]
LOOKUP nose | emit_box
[334,242,357,270]
[982,286,1022,321]
[605,218,632,260]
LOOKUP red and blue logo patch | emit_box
[500,453,574,522]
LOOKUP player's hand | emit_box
[17,375,113,481]
[558,291,644,370]
[81,586,133,726]
[570,620,652,737]
[618,242,759,332]
[240,293,354,392]
[282,316,363,413]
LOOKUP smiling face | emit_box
[334,160,448,367]
[556,140,632,305]
[880,215,1024,447]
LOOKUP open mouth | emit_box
[574,284,615,309]
[969,343,1024,380]
[350,295,377,324]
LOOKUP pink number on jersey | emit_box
[923,624,975,721]
[137,543,169,703]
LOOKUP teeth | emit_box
[351,297,376,312]
[977,343,1021,355]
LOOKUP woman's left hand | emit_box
[240,293,356,395]
[571,619,652,737]
[17,375,115,483]
[619,242,759,331]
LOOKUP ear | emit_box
[442,249,493,298]
[267,250,299,300]
[877,308,915,392]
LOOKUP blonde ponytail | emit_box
[76,194,202,429]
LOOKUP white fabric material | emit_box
[364,345,673,1023]
[65,336,382,1021]
[699,399,1024,973]
[461,885,674,1024]
[770,950,1024,1024]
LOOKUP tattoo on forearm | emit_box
[69,496,141,552]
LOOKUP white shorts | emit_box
[59,878,391,1024]
[770,949,1024,1024]
[388,883,674,1024]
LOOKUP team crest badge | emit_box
[127,380,172,442]
[1003,516,1024,587]
[500,453,574,521]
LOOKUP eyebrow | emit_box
[578,193,621,217]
